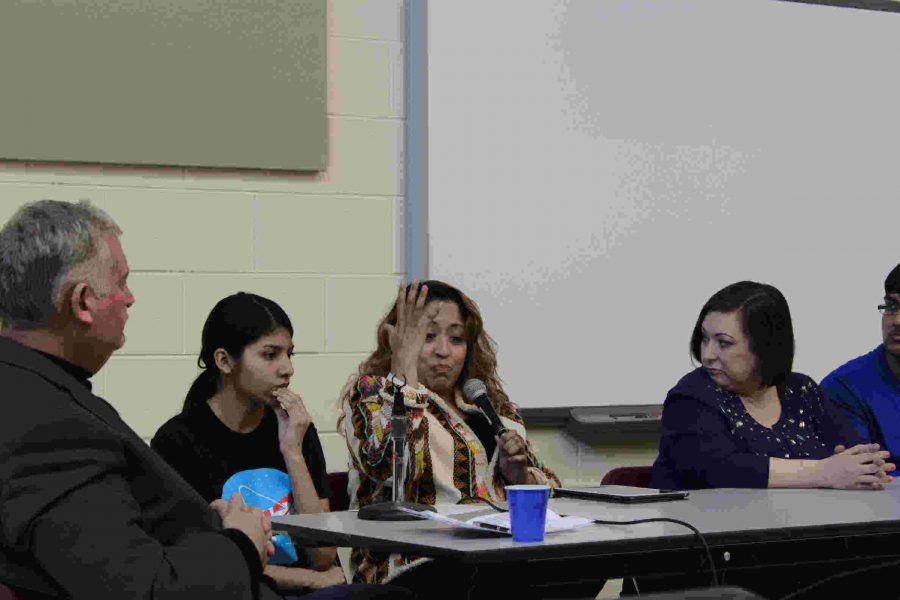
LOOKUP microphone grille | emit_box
[462,378,487,401]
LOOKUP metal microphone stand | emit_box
[358,377,435,521]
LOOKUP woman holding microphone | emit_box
[339,281,591,598]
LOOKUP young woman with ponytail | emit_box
[151,292,345,595]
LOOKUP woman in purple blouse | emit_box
[650,281,895,491]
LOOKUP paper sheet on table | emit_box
[398,507,594,535]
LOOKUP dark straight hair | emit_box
[689,281,794,388]
[886,263,900,296]
[183,292,293,413]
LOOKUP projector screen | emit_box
[426,0,900,409]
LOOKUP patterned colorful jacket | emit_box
[341,374,560,584]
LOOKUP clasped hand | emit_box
[820,443,895,490]
[210,493,276,566]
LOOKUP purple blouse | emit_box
[650,368,864,490]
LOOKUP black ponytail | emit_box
[183,367,220,413]
[181,292,293,413]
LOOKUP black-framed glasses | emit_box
[878,302,900,316]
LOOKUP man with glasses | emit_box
[821,263,900,463]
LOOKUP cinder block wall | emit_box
[0,0,658,485]
[0,0,406,474]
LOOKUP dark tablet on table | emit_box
[553,485,689,504]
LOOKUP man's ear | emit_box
[213,348,234,375]
[69,282,94,325]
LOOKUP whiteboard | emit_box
[426,0,900,409]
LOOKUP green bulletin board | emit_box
[0,0,327,171]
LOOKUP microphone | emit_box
[358,375,435,521]
[389,383,408,502]
[462,378,508,436]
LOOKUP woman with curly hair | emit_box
[338,280,573,598]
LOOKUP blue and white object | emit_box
[222,468,298,565]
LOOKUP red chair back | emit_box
[0,584,26,600]
[327,471,350,511]
[600,465,653,488]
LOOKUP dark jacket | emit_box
[0,337,280,600]
[650,368,863,490]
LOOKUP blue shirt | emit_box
[650,368,862,490]
[821,345,900,461]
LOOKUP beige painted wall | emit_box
[0,0,658,487]
[0,0,406,475]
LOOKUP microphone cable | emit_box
[459,497,718,588]
[459,495,508,512]
[589,516,718,588]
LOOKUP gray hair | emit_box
[0,199,121,329]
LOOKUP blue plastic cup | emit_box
[505,484,550,542]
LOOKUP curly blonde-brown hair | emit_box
[338,280,514,421]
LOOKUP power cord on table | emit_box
[459,495,508,512]
[590,516,718,589]
[460,496,717,588]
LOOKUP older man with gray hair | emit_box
[0,199,282,600]
[0,200,412,600]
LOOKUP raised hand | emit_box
[497,430,532,484]
[818,443,894,490]
[273,387,312,454]
[382,281,440,387]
